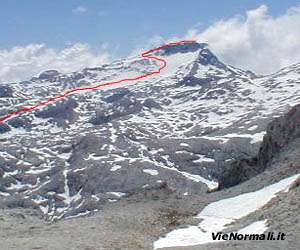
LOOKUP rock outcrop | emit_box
[219,103,300,188]
[0,85,13,98]
[258,104,300,167]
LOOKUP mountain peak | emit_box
[158,42,207,55]
[197,47,219,65]
[157,42,226,70]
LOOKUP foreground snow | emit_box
[238,220,268,234]
[154,174,299,249]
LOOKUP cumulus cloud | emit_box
[72,6,88,14]
[0,43,110,82]
[187,5,300,74]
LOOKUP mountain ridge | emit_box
[0,41,299,222]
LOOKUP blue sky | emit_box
[1,0,300,82]
[1,0,299,55]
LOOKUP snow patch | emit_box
[143,169,159,176]
[110,165,122,171]
[193,155,215,163]
[106,191,126,198]
[238,220,268,234]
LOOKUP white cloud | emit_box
[129,35,167,57]
[72,5,88,14]
[186,5,300,74]
[0,43,110,82]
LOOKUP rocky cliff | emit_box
[219,103,300,188]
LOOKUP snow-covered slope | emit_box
[154,174,299,249]
[0,42,299,221]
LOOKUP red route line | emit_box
[0,40,196,124]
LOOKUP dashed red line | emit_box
[0,40,196,124]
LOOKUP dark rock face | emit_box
[35,98,78,122]
[0,123,11,134]
[179,75,219,87]
[0,85,13,98]
[67,171,87,195]
[197,48,226,69]
[218,104,300,189]
[90,89,143,125]
[0,196,38,209]
[258,104,300,167]
[90,96,143,125]
[159,42,206,55]
[142,98,161,109]
[0,167,4,178]
[89,109,111,125]
[218,158,259,188]
[38,70,60,80]
[103,88,130,103]
[7,117,31,129]
[69,134,105,164]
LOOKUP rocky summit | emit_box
[0,42,299,250]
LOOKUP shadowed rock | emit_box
[143,98,161,109]
[90,96,143,125]
[38,70,60,80]
[258,103,300,167]
[0,85,13,98]
[7,117,31,129]
[0,123,11,134]
[158,42,206,56]
[103,88,130,103]
[218,103,300,189]
[35,98,78,122]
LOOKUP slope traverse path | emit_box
[0,40,196,124]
